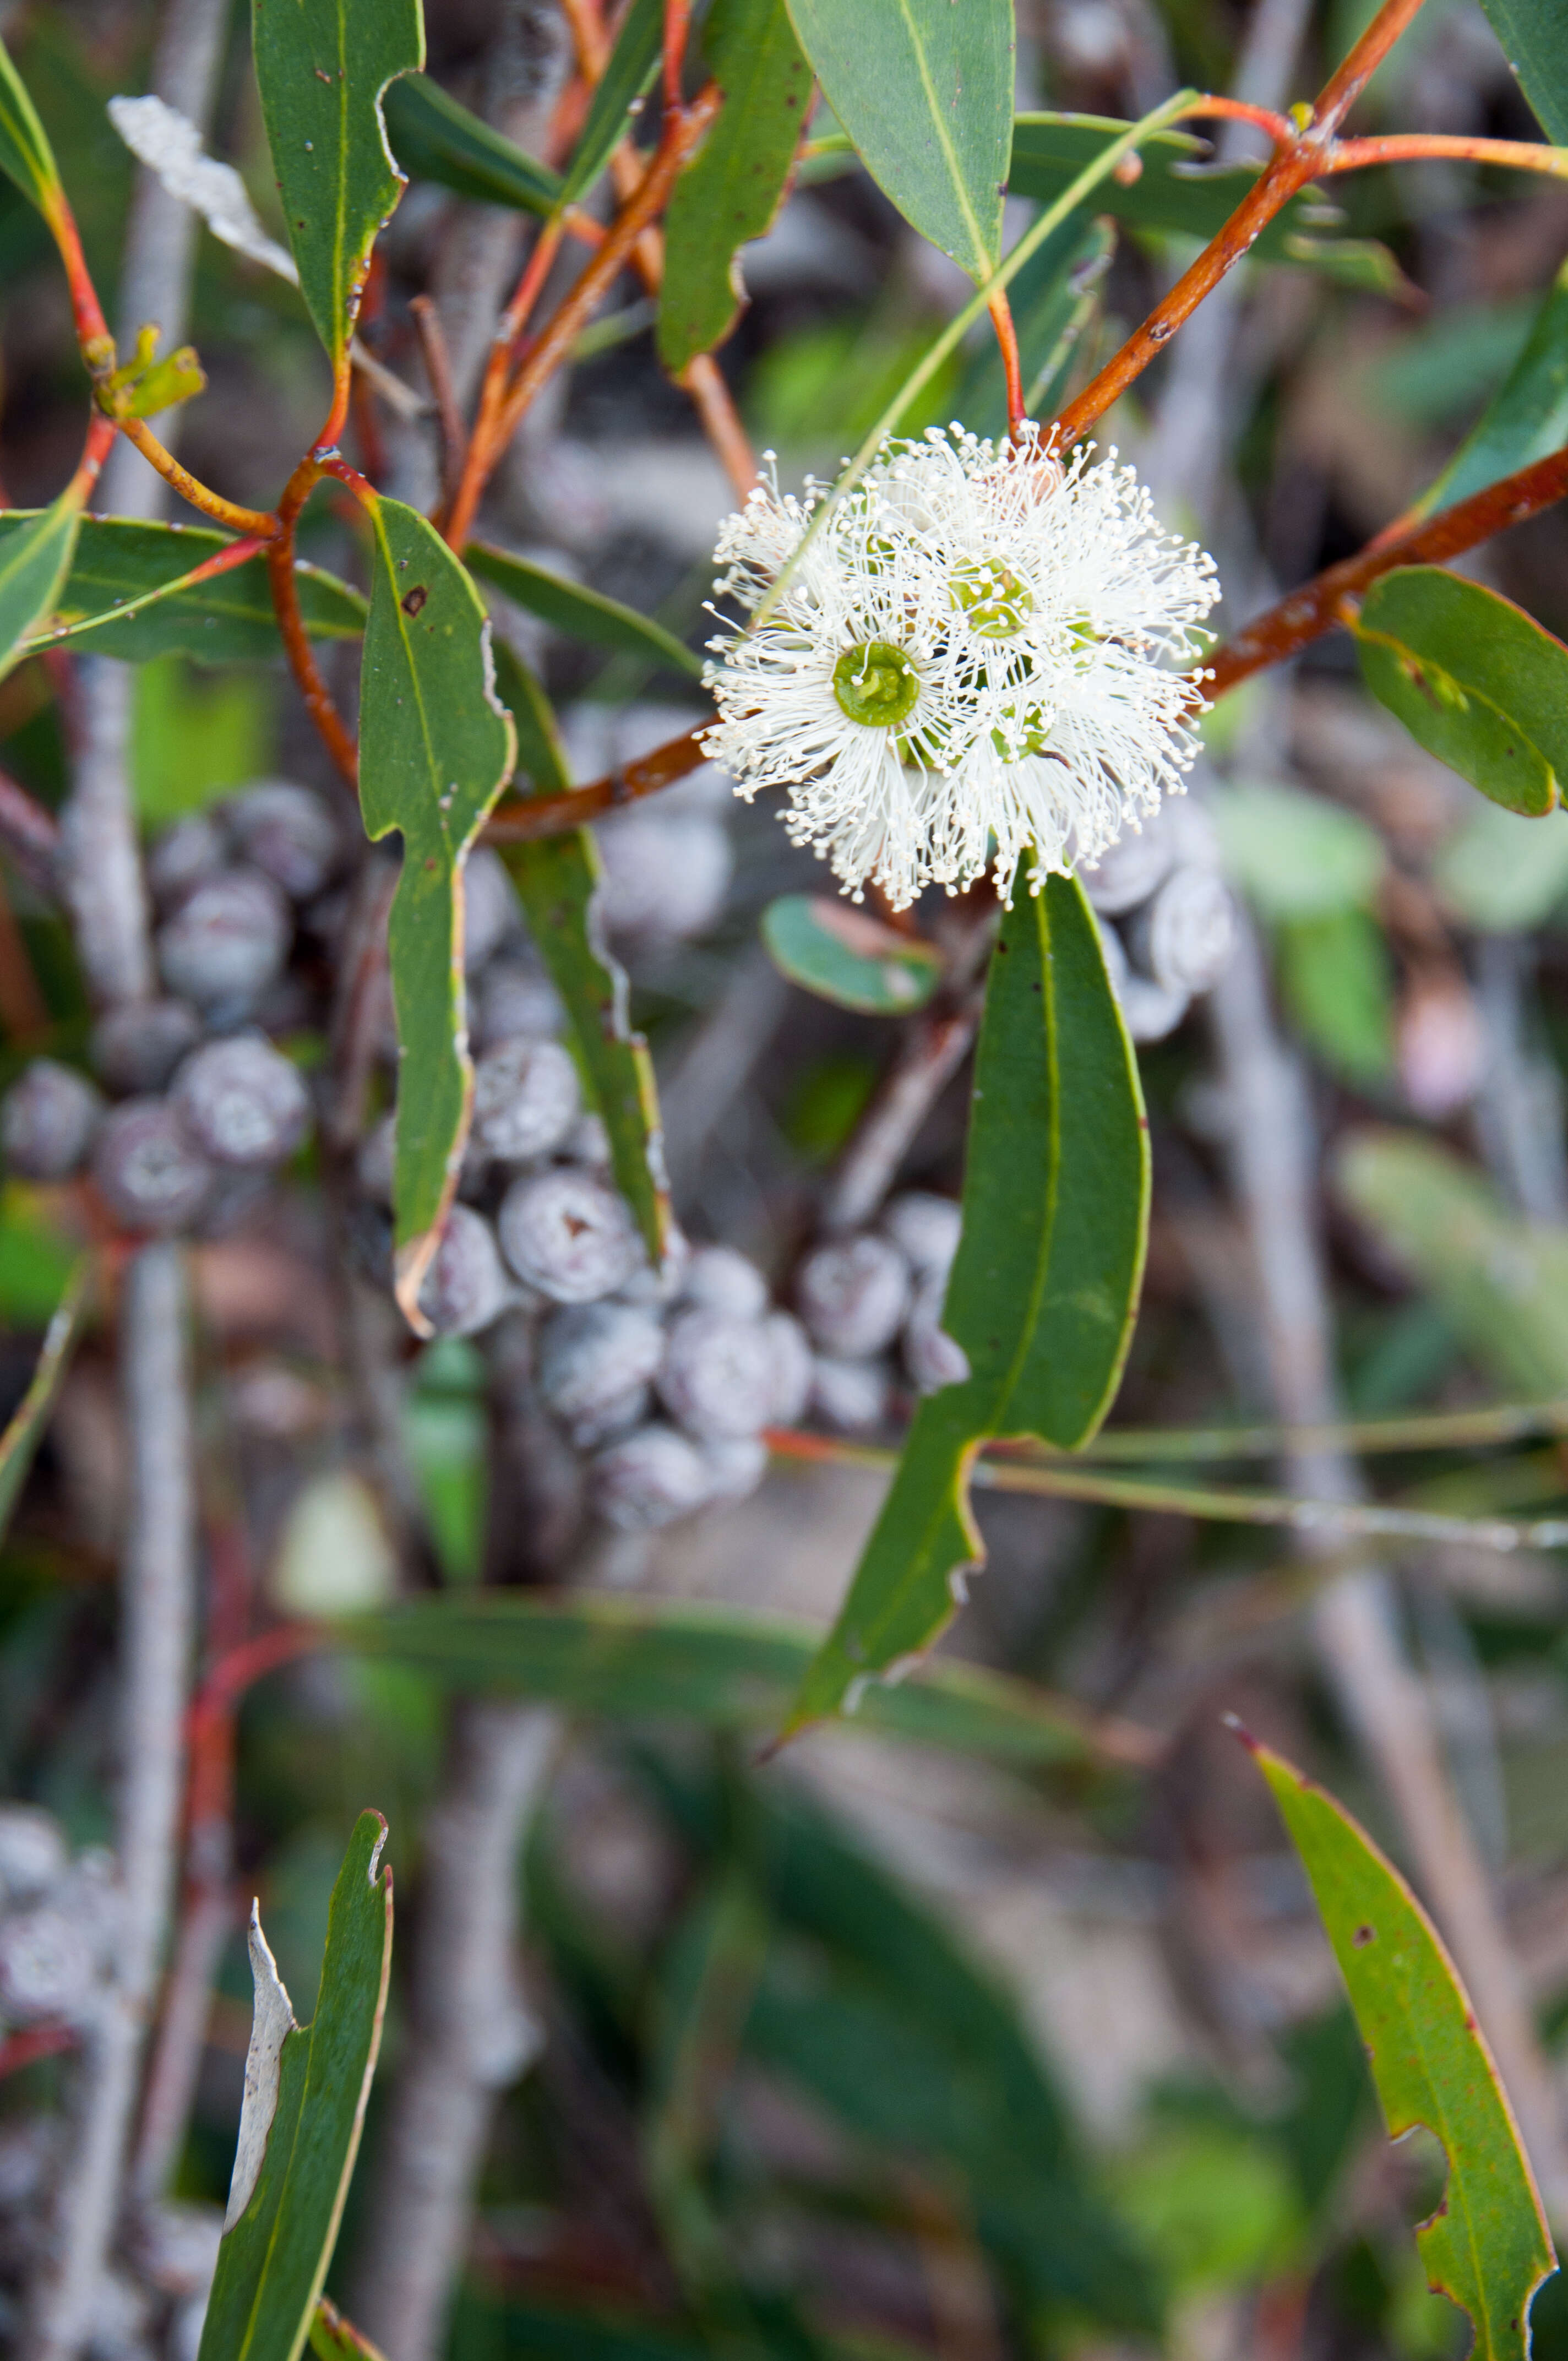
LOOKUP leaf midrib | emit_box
[890,0,994,279]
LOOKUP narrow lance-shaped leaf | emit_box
[791,866,1149,1731]
[1477,0,1568,144]
[0,31,62,216]
[657,0,812,376]
[1244,1734,1556,2361]
[489,639,669,1264]
[359,499,516,1326]
[252,0,423,369]
[380,70,560,217]
[1348,567,1568,818]
[0,477,91,686]
[0,1261,88,1544]
[785,0,1013,281]
[1413,258,1568,522]
[198,1811,393,2361]
[557,0,662,212]
[465,542,701,678]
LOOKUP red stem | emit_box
[988,290,1027,436]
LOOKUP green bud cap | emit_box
[832,640,922,728]
[950,557,1035,639]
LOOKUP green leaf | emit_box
[1432,802,1568,933]
[785,0,1013,281]
[1350,568,1568,818]
[337,1590,1146,1772]
[252,0,424,370]
[380,70,560,216]
[760,893,941,1014]
[557,0,662,211]
[955,213,1111,440]
[0,514,367,663]
[1477,0,1568,142]
[791,867,1148,1729]
[465,542,701,678]
[1246,1735,1555,2361]
[0,478,88,686]
[0,31,61,215]
[0,1261,87,1544]
[489,640,669,1266]
[358,497,516,1325]
[1336,1129,1568,1399]
[307,2299,385,2360]
[198,1812,393,2361]
[657,0,811,374]
[1211,780,1385,921]
[1276,910,1395,1089]
[1415,261,1568,522]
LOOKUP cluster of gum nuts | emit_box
[0,770,967,1538]
[0,1807,222,2360]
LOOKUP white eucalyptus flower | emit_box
[701,428,1219,908]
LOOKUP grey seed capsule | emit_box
[1131,865,1237,995]
[680,1243,768,1320]
[418,1204,510,1337]
[1118,970,1190,1044]
[796,1234,911,1359]
[569,1381,653,1451]
[809,1353,891,1435]
[90,999,203,1096]
[472,1035,580,1163]
[616,1223,690,1306]
[595,808,732,944]
[173,1035,312,1168]
[226,780,340,900]
[0,1902,97,2022]
[764,1310,813,1426]
[356,1111,395,1205]
[498,1167,639,1303]
[0,1806,66,1909]
[880,1192,961,1282]
[157,866,291,1010]
[146,813,225,910]
[590,1421,714,1530]
[564,1110,612,1169]
[92,1098,214,1232]
[657,1308,777,1440]
[475,955,564,1050]
[903,1275,969,1394]
[2,1059,102,1179]
[463,846,519,972]
[538,1299,666,1427]
[700,1434,768,1506]
[1078,820,1174,915]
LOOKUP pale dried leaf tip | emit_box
[106,95,299,285]
[224,1902,297,2232]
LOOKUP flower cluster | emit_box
[701,424,1220,908]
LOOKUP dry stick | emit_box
[346,1704,562,2361]
[823,1003,984,1237]
[410,294,468,515]
[29,1248,197,2360]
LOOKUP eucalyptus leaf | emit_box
[1350,568,1568,817]
[1477,0,1568,143]
[557,0,662,211]
[785,0,1014,282]
[1432,802,1568,933]
[489,639,669,1265]
[761,893,943,1014]
[0,478,88,685]
[1276,909,1395,1088]
[381,70,560,217]
[1414,260,1568,521]
[792,867,1148,1730]
[1248,1735,1555,2361]
[1211,780,1385,922]
[198,1813,393,2361]
[465,541,701,677]
[252,0,423,369]
[0,30,61,215]
[658,0,811,374]
[0,1261,86,1545]
[358,497,516,1326]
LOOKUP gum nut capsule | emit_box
[226,780,341,900]
[700,1434,768,1506]
[594,809,732,944]
[903,1276,969,1394]
[810,1353,891,1435]
[172,1035,312,1168]
[616,1224,690,1306]
[0,1806,66,1909]
[418,1205,510,1337]
[1078,816,1174,915]
[538,1299,666,1426]
[157,866,291,1010]
[565,1111,612,1169]
[568,1380,652,1451]
[90,1000,202,1097]
[879,1192,961,1282]
[764,1311,812,1426]
[462,846,519,973]
[1133,866,1237,996]
[590,1422,714,1530]
[796,1234,911,1359]
[356,1112,395,1205]
[1119,971,1190,1045]
[680,1243,769,1320]
[146,813,225,910]
[498,1166,640,1302]
[1,1059,102,1180]
[92,1099,214,1232]
[472,1035,580,1163]
[657,1308,777,1440]
[476,955,564,1050]
[0,1902,97,2022]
